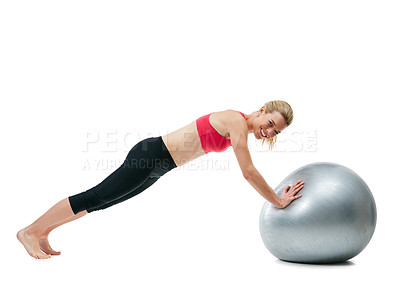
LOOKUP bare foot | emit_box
[39,235,61,255]
[17,228,51,259]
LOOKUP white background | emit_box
[1,0,399,299]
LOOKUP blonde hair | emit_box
[259,100,293,151]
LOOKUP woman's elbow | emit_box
[243,172,251,180]
[242,167,257,181]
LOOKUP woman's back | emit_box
[162,120,204,167]
[162,110,246,167]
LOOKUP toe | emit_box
[39,253,51,259]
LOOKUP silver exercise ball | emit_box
[259,162,377,264]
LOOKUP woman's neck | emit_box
[244,112,257,134]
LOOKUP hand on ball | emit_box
[279,180,304,208]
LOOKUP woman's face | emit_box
[254,108,287,140]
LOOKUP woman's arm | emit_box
[227,112,303,208]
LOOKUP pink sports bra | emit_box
[196,111,246,154]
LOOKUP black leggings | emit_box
[68,136,177,214]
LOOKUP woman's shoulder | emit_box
[214,109,246,118]
[211,109,247,129]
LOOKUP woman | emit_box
[17,100,304,259]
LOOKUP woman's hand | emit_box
[279,180,304,208]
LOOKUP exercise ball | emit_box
[259,162,377,264]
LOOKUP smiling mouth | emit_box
[260,127,270,138]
